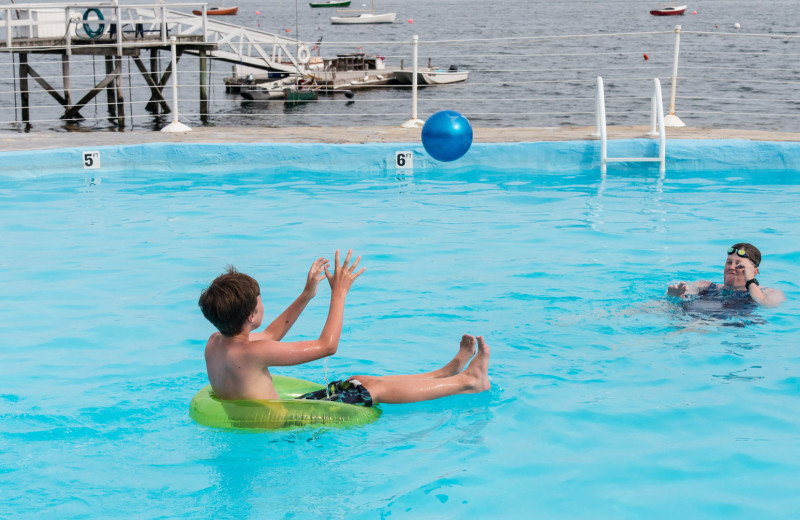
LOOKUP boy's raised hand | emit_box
[325,249,366,295]
[304,257,330,298]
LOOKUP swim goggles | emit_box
[727,247,748,258]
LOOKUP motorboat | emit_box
[394,66,470,85]
[331,11,395,23]
[649,5,686,15]
[331,0,395,24]
[240,75,300,101]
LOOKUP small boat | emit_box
[241,76,299,101]
[331,0,395,24]
[394,66,470,85]
[310,0,351,7]
[284,86,318,105]
[649,4,686,15]
[192,6,239,15]
[331,11,395,23]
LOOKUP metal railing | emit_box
[1,14,799,133]
[595,76,666,175]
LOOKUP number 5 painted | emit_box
[83,151,101,169]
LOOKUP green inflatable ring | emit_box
[189,375,381,430]
[82,8,105,40]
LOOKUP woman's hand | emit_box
[325,249,366,296]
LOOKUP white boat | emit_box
[331,11,395,23]
[331,0,395,24]
[240,75,301,101]
[394,66,470,85]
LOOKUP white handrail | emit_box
[596,76,665,175]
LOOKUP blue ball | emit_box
[421,110,473,162]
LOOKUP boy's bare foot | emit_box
[434,334,477,377]
[463,336,491,392]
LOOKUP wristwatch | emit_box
[745,278,759,290]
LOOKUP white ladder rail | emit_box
[595,76,666,175]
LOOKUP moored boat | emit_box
[394,66,469,85]
[649,4,686,15]
[331,12,395,23]
[331,0,395,24]
[310,0,351,7]
[192,6,239,15]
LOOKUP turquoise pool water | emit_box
[2,142,799,518]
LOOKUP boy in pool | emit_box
[667,242,785,308]
[198,249,491,405]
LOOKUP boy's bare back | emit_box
[199,251,364,400]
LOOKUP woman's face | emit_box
[723,254,758,287]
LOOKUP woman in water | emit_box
[667,242,785,308]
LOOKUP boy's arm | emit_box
[250,249,365,366]
[252,257,328,341]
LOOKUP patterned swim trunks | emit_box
[297,379,373,407]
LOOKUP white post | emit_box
[114,4,123,58]
[161,5,168,44]
[202,7,207,42]
[161,36,192,132]
[64,7,72,56]
[6,8,12,49]
[664,25,685,127]
[401,34,424,128]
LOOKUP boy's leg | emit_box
[354,336,490,404]
[356,334,477,386]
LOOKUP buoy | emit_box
[408,18,413,23]
[692,10,697,14]
[643,53,649,61]
[421,110,473,162]
[255,10,260,15]
[734,22,741,29]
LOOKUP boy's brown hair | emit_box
[198,266,260,336]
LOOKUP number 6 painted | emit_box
[395,151,413,169]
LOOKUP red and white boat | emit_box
[650,4,686,15]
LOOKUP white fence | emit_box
[0,18,799,132]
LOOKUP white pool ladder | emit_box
[594,76,666,175]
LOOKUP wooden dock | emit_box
[0,1,315,129]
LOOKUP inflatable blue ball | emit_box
[421,110,473,162]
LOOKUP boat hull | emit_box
[310,0,351,7]
[649,5,686,15]
[394,69,469,85]
[330,12,396,24]
[192,6,238,15]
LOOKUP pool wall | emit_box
[1,139,799,177]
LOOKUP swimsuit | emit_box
[297,379,374,407]
[679,283,763,327]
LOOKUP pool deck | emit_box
[0,126,797,152]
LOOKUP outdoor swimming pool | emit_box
[2,140,799,518]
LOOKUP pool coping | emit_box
[1,134,799,178]
[1,125,798,152]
